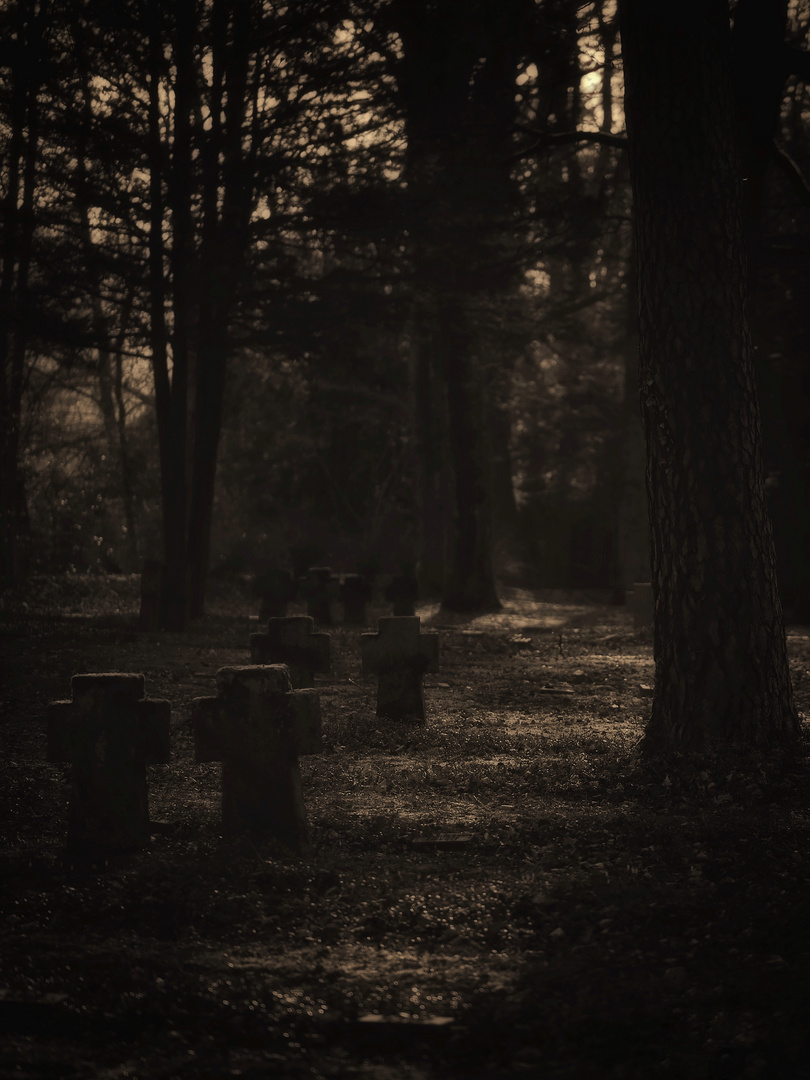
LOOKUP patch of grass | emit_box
[5,581,810,1078]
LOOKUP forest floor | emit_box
[3,575,810,1079]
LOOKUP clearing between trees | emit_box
[2,576,810,1079]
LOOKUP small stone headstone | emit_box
[192,665,321,851]
[254,568,297,620]
[361,616,439,723]
[47,673,171,852]
[384,563,419,617]
[249,616,330,688]
[301,566,338,625]
[339,573,373,625]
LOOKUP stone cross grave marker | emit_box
[339,573,373,625]
[47,673,171,852]
[361,616,439,723]
[192,665,322,851]
[249,616,330,688]
[254,567,298,620]
[301,566,338,624]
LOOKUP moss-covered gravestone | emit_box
[339,573,373,625]
[248,616,330,688]
[47,673,171,852]
[192,665,321,852]
[361,617,439,723]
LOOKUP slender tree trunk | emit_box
[0,16,42,588]
[160,0,196,628]
[396,0,526,611]
[186,0,251,617]
[411,324,447,595]
[112,294,139,568]
[615,238,649,592]
[487,376,521,580]
[147,2,189,627]
[187,330,227,618]
[0,45,27,587]
[620,0,797,751]
[74,26,139,569]
[440,311,500,610]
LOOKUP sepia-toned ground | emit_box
[2,576,810,1078]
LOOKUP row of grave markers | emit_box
[139,564,419,632]
[46,616,439,858]
[256,567,419,624]
[249,615,439,720]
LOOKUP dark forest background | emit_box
[2,0,810,621]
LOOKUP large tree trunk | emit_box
[620,0,798,751]
[186,0,251,618]
[731,0,810,622]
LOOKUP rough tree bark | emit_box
[619,0,798,751]
[731,0,810,622]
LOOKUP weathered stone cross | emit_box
[47,673,171,852]
[191,665,321,851]
[249,616,330,688]
[360,616,439,723]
